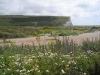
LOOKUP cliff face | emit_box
[0,15,72,26]
[63,18,73,26]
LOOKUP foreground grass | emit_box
[0,37,100,75]
[0,51,99,75]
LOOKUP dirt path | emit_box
[0,31,100,46]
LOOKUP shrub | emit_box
[82,39,100,52]
[42,29,52,34]
[81,40,96,52]
[0,31,12,38]
[59,33,66,36]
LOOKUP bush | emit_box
[59,33,66,36]
[14,33,26,38]
[82,39,100,52]
[81,40,96,51]
[42,29,52,34]
[0,31,12,38]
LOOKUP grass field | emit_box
[0,26,93,39]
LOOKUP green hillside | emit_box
[0,15,70,26]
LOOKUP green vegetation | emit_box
[0,15,69,26]
[0,15,100,75]
[0,37,100,75]
[0,26,92,39]
[0,26,41,38]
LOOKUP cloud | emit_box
[0,0,100,25]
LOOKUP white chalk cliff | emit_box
[63,18,73,26]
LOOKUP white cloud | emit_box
[0,0,100,25]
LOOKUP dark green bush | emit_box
[88,53,100,75]
[82,40,95,51]
[59,33,66,36]
[95,40,100,52]
[81,39,100,52]
[0,31,12,38]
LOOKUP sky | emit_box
[0,0,100,25]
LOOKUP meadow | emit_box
[0,26,100,75]
[0,26,94,39]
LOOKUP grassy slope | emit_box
[0,15,70,26]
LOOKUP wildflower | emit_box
[9,56,14,58]
[49,39,55,43]
[27,70,30,73]
[46,70,49,72]
[0,56,4,58]
[7,68,11,71]
[36,65,39,68]
[45,53,48,55]
[30,69,34,71]
[2,72,5,75]
[16,58,21,62]
[61,69,65,74]
[55,63,58,65]
[23,68,26,71]
[62,60,65,63]
[20,70,23,73]
[66,65,69,67]
[2,63,5,67]
[24,61,28,64]
[74,62,76,64]
[63,55,70,57]
[28,58,32,62]
[68,61,71,64]
[36,60,39,62]
[74,67,78,69]
[84,73,86,75]
[14,62,19,65]
[38,70,41,72]
[16,69,19,72]
[18,63,21,66]
[32,55,36,58]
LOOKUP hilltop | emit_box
[0,15,72,26]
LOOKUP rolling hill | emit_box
[0,15,71,26]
